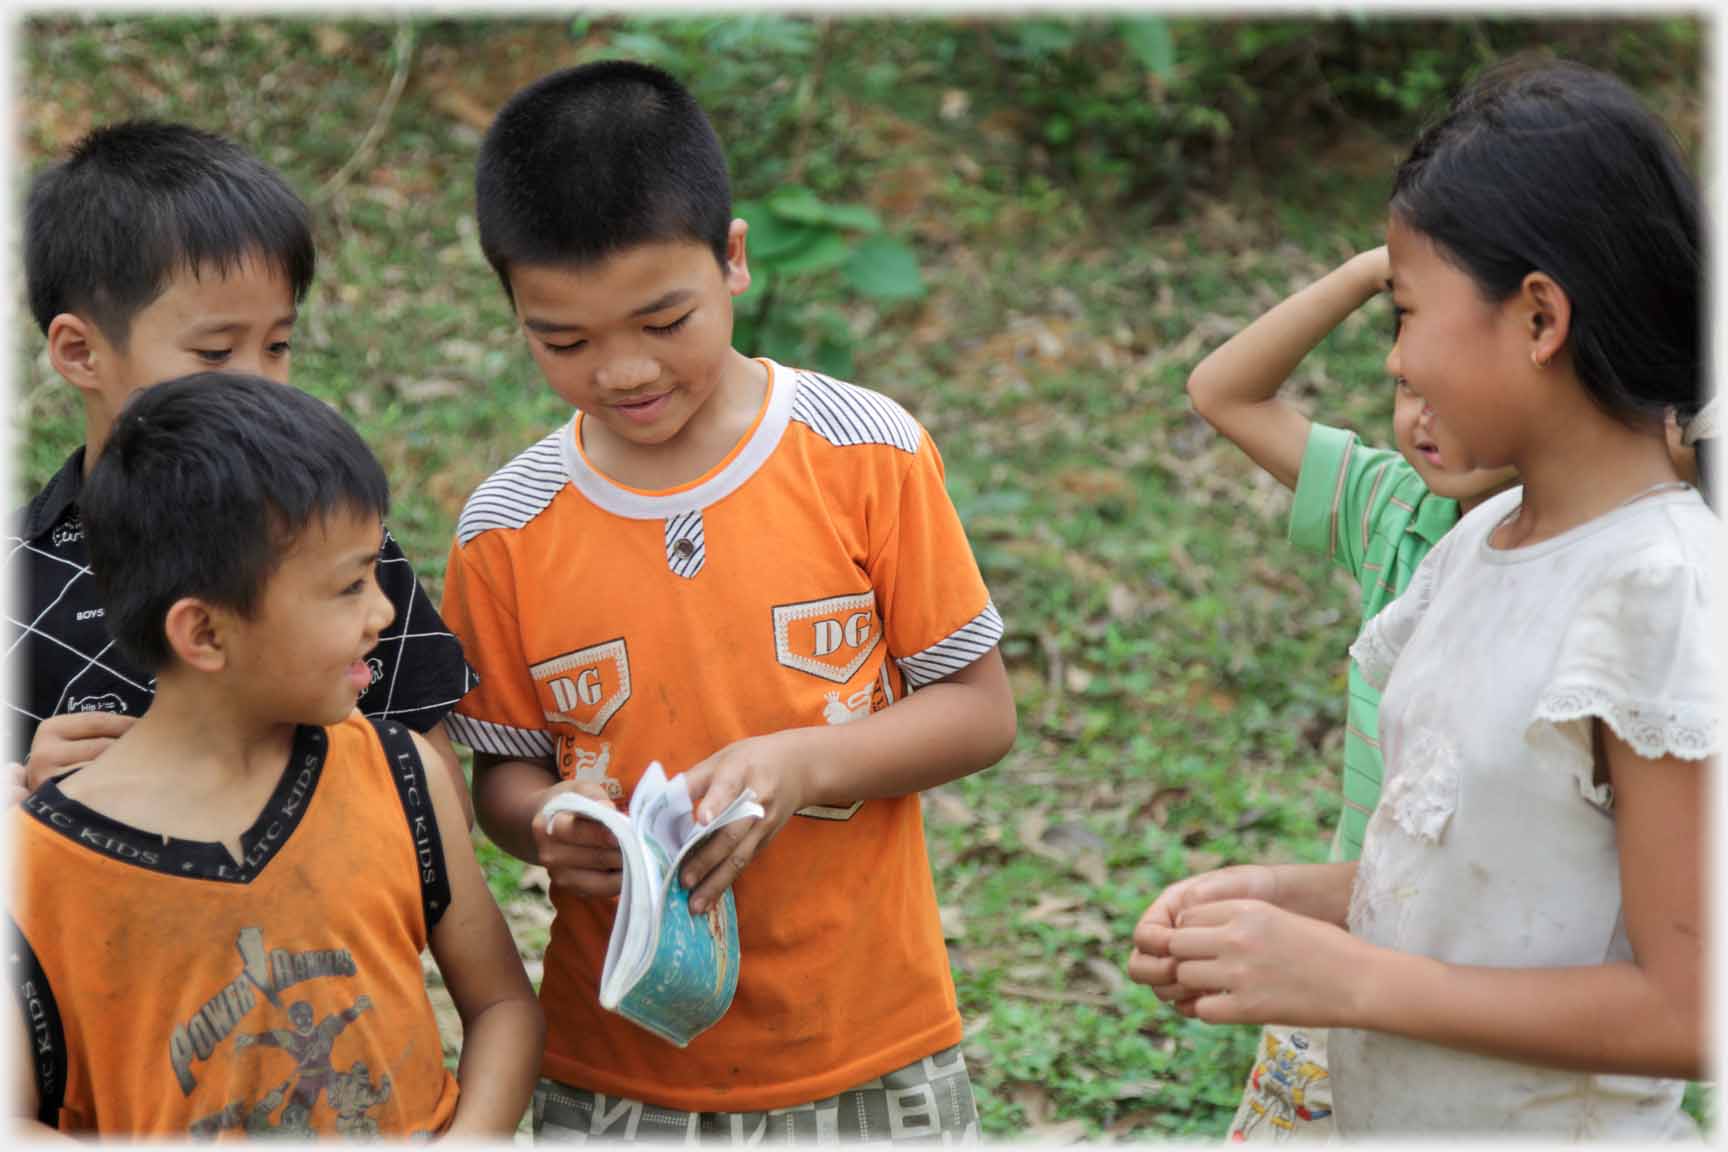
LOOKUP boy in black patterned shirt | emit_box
[8,120,475,810]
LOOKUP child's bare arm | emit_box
[414,732,545,1138]
[472,752,624,897]
[417,721,474,830]
[1164,730,1706,1080]
[1187,247,1390,490]
[678,647,1016,913]
[6,965,67,1140]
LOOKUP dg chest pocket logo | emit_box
[532,639,631,736]
[772,593,881,683]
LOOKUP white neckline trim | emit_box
[1475,484,1706,565]
[560,359,794,520]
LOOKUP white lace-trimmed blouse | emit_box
[1329,485,1717,1139]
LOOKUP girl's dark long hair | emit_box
[1391,59,1701,428]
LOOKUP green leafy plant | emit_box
[734,186,925,378]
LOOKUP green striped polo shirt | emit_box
[1287,423,1460,863]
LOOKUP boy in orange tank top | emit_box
[442,61,1018,1140]
[7,374,543,1137]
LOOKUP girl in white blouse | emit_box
[1129,59,1713,1138]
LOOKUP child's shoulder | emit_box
[778,363,925,457]
[1580,491,1717,600]
[454,423,574,546]
[16,444,86,540]
[1450,487,1713,613]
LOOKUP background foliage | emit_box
[15,14,1709,1139]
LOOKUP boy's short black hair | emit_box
[474,60,732,297]
[81,373,389,674]
[24,120,316,345]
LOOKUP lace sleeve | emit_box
[1347,544,1445,691]
[1530,562,1718,762]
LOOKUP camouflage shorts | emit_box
[534,1044,980,1144]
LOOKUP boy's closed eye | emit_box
[542,313,692,354]
[647,312,693,335]
[189,339,292,364]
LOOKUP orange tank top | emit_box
[7,714,459,1137]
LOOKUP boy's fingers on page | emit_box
[550,867,622,897]
[543,842,623,871]
[678,818,748,893]
[561,818,621,849]
[567,779,620,808]
[538,810,614,849]
[679,756,725,809]
[696,765,747,826]
[686,823,764,915]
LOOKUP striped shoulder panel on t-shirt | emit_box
[789,369,922,454]
[897,600,1005,689]
[456,427,569,545]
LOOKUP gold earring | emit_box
[1531,351,1549,369]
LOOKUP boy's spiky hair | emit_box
[475,60,732,297]
[81,373,389,673]
[24,120,316,344]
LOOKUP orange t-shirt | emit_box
[8,714,459,1137]
[442,361,1003,1111]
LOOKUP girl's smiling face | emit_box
[1384,215,1539,479]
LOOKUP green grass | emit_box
[15,15,1712,1140]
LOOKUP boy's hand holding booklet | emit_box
[539,762,764,1047]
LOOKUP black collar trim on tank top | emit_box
[22,725,327,883]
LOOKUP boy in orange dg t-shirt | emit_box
[8,374,542,1139]
[443,60,1017,1140]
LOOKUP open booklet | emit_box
[539,763,765,1047]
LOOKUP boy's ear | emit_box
[45,313,106,392]
[163,597,230,674]
[1520,271,1572,369]
[723,218,751,298]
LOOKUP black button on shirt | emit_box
[7,447,478,760]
